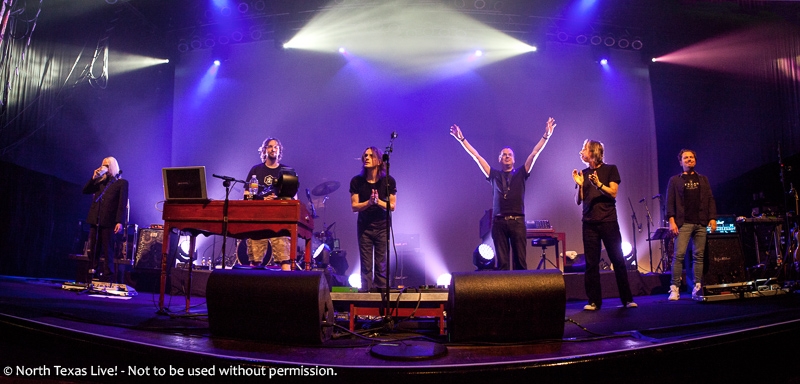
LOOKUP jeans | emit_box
[582,221,634,306]
[358,221,388,291]
[492,216,528,270]
[671,223,707,287]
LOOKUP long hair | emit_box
[104,157,120,177]
[360,146,386,178]
[583,139,604,164]
[258,137,283,162]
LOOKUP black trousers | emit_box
[582,221,634,306]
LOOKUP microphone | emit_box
[638,224,642,233]
[305,188,312,202]
[212,174,236,182]
[391,131,398,139]
[639,198,645,203]
[652,194,661,199]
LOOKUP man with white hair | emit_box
[82,156,128,282]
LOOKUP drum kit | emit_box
[302,180,342,269]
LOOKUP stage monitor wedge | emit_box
[448,269,565,342]
[206,269,333,344]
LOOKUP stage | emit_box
[1,273,800,383]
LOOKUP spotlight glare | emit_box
[600,58,608,65]
[213,60,221,66]
[348,274,361,289]
[338,47,346,54]
[474,50,483,57]
[621,242,632,256]
[651,57,658,62]
[436,274,452,287]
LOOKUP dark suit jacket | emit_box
[83,176,129,227]
[666,172,716,227]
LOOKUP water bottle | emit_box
[249,175,259,197]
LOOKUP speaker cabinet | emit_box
[447,269,565,342]
[129,228,177,293]
[135,228,167,269]
[206,269,334,344]
[704,235,746,285]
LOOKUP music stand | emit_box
[650,227,672,273]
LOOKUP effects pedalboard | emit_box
[694,278,788,302]
[61,281,138,297]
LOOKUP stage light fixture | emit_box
[231,31,243,42]
[590,34,602,46]
[631,38,643,50]
[177,39,189,53]
[575,34,588,44]
[473,244,495,270]
[213,60,221,66]
[617,36,630,49]
[190,38,203,50]
[474,0,486,10]
[237,2,249,13]
[348,273,361,289]
[436,274,452,287]
[313,243,331,266]
[253,0,266,11]
[218,35,230,45]
[604,34,615,47]
[600,58,608,65]
[474,50,483,57]
[338,47,347,54]
[557,31,569,42]
[204,36,216,49]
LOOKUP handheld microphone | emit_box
[652,194,661,199]
[391,131,398,139]
[639,198,645,203]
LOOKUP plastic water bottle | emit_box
[249,175,259,197]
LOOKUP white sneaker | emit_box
[668,284,680,301]
[583,303,598,311]
[692,283,702,298]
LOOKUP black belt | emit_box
[495,215,524,220]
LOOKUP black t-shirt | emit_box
[488,166,529,217]
[349,175,397,225]
[245,163,292,198]
[681,172,701,224]
[580,163,621,223]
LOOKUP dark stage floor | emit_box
[1,274,800,383]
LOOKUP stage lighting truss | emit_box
[546,23,644,52]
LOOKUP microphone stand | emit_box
[641,198,655,273]
[369,132,445,360]
[627,198,640,272]
[381,134,395,324]
[212,174,243,269]
[87,174,118,288]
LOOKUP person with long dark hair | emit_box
[349,146,397,292]
[572,140,637,311]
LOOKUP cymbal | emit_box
[312,181,340,196]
